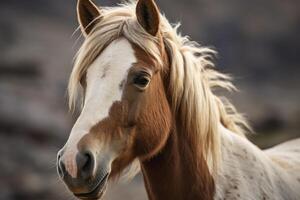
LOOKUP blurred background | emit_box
[0,0,299,199]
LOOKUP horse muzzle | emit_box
[57,149,111,199]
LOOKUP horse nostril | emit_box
[76,151,94,179]
[57,155,67,178]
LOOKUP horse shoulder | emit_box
[265,138,300,189]
[216,128,300,200]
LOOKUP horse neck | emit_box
[141,121,299,200]
[140,125,215,200]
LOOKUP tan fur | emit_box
[68,1,250,170]
[60,1,300,200]
[67,1,252,199]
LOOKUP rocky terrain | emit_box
[0,0,299,199]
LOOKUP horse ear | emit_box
[136,0,160,36]
[77,0,102,36]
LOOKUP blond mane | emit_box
[68,1,250,170]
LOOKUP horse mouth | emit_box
[74,173,109,200]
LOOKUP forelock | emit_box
[68,2,165,110]
[67,1,250,171]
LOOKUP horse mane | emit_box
[68,1,251,171]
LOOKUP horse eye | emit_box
[133,74,150,89]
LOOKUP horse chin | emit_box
[74,173,109,200]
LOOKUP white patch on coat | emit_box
[215,125,300,200]
[61,38,136,178]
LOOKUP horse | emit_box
[57,0,300,199]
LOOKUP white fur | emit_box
[215,125,300,200]
[61,38,136,178]
[63,3,300,198]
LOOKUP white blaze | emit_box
[62,38,136,178]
